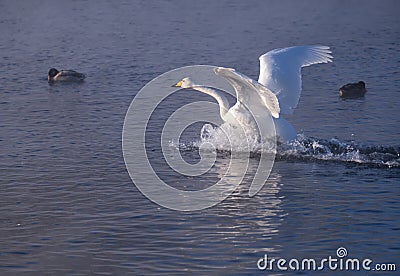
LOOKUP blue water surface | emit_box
[1,0,399,275]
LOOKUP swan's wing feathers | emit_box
[214,67,243,100]
[300,46,333,66]
[258,45,332,114]
[255,82,280,119]
[214,67,280,118]
[262,46,332,68]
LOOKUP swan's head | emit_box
[172,77,195,89]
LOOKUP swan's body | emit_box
[174,46,333,143]
[48,68,86,82]
[179,80,297,142]
[273,117,297,142]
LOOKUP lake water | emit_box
[1,0,399,275]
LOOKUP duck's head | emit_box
[48,68,59,81]
[358,81,366,88]
[172,77,195,89]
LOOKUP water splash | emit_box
[195,123,276,153]
[170,126,400,168]
[277,134,400,168]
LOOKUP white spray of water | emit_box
[195,123,276,154]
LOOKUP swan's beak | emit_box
[172,80,183,87]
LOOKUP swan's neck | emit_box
[191,85,231,120]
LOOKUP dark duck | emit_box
[48,68,86,82]
[339,81,367,98]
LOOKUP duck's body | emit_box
[48,68,86,82]
[339,81,366,98]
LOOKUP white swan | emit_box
[174,45,333,143]
[173,68,280,144]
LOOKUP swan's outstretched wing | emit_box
[258,46,333,114]
[215,67,280,118]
